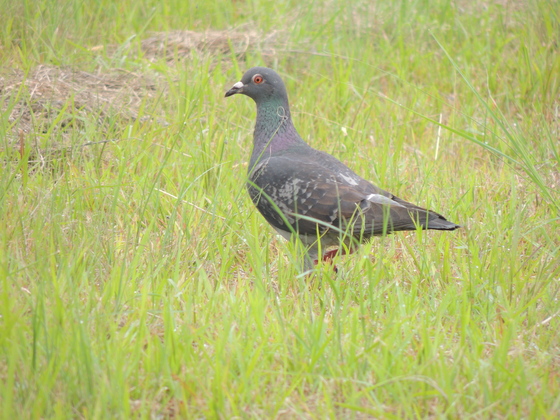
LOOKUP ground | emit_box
[1,1,559,418]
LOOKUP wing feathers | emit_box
[248,154,459,241]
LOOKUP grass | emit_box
[1,0,559,418]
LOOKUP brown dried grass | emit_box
[1,28,286,154]
[141,28,285,62]
[1,65,161,149]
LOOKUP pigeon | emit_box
[225,67,460,270]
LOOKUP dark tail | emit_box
[424,215,461,231]
[392,196,461,231]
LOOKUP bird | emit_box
[225,67,460,271]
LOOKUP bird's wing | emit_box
[310,149,460,234]
[247,155,416,238]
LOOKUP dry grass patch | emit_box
[1,65,164,148]
[1,28,288,160]
[141,28,286,63]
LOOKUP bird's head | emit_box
[225,67,288,104]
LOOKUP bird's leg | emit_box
[322,248,341,263]
[317,246,356,273]
[323,246,356,261]
[312,249,336,266]
[309,245,356,273]
[313,256,338,273]
[322,249,340,273]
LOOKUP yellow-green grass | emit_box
[1,0,558,418]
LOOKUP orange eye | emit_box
[253,74,264,84]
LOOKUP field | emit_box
[1,0,559,418]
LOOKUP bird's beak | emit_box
[225,81,244,97]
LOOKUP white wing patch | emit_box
[340,173,359,186]
[366,194,404,207]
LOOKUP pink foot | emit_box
[321,247,356,272]
[312,256,338,273]
[322,248,340,262]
